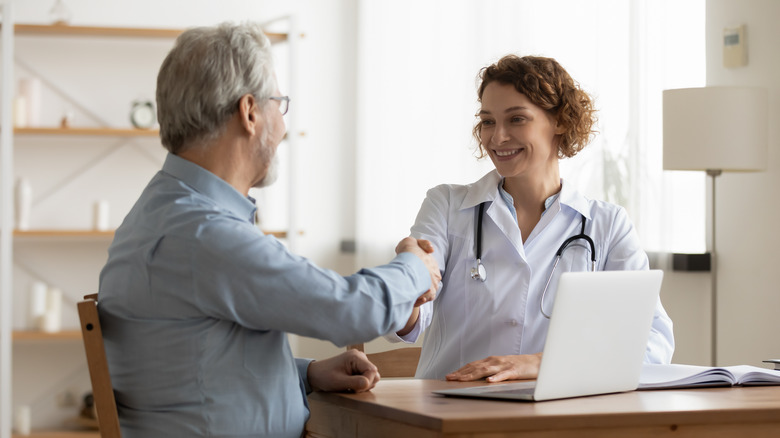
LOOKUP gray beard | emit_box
[254,154,279,188]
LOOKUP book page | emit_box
[639,364,780,389]
[728,365,780,385]
[638,364,734,389]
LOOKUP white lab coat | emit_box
[393,170,675,379]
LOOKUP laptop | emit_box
[433,269,663,402]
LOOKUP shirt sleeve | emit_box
[388,186,450,344]
[296,358,314,394]
[603,206,675,364]
[149,218,432,348]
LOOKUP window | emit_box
[355,0,706,266]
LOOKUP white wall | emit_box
[654,262,711,365]
[705,0,780,366]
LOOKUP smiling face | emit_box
[478,82,563,182]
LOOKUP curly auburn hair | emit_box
[473,55,597,159]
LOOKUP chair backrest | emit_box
[78,294,122,438]
[347,343,421,378]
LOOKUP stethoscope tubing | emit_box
[540,215,597,318]
[471,201,597,318]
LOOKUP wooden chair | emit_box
[78,294,122,438]
[347,343,421,378]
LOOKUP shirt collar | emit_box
[461,169,591,219]
[162,153,257,224]
[459,170,503,210]
[558,179,591,220]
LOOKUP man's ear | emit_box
[238,94,262,136]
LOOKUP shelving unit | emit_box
[1,16,296,438]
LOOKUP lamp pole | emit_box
[706,169,721,367]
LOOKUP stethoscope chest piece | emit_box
[471,260,486,282]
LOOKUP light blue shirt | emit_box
[98,153,430,438]
[498,180,559,223]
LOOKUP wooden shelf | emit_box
[12,431,99,438]
[10,23,287,43]
[13,229,288,239]
[14,127,159,137]
[14,23,183,38]
[12,330,82,342]
[14,230,115,240]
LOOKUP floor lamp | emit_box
[662,86,767,366]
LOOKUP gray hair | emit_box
[156,22,277,154]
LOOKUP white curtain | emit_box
[355,0,705,267]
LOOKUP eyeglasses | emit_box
[269,96,290,115]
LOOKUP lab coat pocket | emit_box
[464,274,498,318]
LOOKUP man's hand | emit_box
[307,349,380,393]
[395,237,441,305]
[445,353,543,383]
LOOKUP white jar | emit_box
[15,178,32,230]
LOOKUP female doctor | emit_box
[390,55,674,382]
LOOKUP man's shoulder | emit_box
[119,177,246,241]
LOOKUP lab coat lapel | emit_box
[559,179,591,218]
[486,200,525,259]
[460,170,526,260]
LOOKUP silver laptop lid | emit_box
[533,269,663,400]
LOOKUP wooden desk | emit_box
[306,379,780,438]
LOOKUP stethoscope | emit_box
[470,201,597,318]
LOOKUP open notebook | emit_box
[639,363,780,389]
[433,270,663,401]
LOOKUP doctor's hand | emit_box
[307,349,380,393]
[395,237,441,306]
[445,353,543,383]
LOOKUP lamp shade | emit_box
[663,86,768,172]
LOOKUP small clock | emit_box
[130,100,156,129]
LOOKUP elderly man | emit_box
[98,22,439,438]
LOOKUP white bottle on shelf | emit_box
[13,96,28,127]
[13,404,31,435]
[18,78,41,126]
[93,200,110,231]
[28,281,48,330]
[40,287,63,333]
[15,178,32,231]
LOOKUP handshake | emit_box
[395,237,442,307]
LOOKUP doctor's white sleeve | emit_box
[384,186,451,344]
